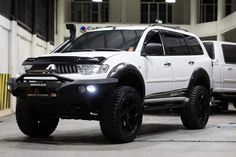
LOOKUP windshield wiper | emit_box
[94,48,122,51]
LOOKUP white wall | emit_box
[126,0,140,23]
[0,15,10,74]
[191,22,218,38]
[0,15,54,113]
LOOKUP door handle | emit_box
[188,61,195,65]
[164,62,171,67]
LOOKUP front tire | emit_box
[181,86,210,129]
[100,86,143,143]
[16,100,59,138]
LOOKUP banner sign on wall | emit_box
[80,26,104,34]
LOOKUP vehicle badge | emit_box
[46,64,56,70]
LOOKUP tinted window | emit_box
[203,42,215,59]
[161,33,190,56]
[144,30,164,56]
[0,0,12,19]
[222,44,236,64]
[36,0,47,39]
[17,0,33,31]
[185,36,204,55]
[145,30,162,45]
[71,0,109,23]
[63,30,143,52]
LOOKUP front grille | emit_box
[31,64,49,70]
[29,64,78,74]
[56,65,78,74]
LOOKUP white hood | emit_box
[41,51,126,59]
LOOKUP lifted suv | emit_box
[8,24,213,143]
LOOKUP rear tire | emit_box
[233,102,236,109]
[16,100,59,138]
[100,86,143,143]
[181,86,210,129]
[217,100,229,111]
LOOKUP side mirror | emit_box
[66,24,76,39]
[144,43,163,56]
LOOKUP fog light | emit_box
[87,85,96,93]
[7,85,11,91]
[78,86,86,93]
[50,93,57,97]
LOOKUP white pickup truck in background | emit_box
[203,41,236,110]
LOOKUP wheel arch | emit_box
[187,68,211,97]
[107,63,145,99]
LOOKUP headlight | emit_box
[77,64,109,75]
[20,65,33,74]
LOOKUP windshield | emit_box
[62,30,144,52]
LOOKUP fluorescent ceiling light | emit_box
[92,0,103,2]
[165,0,176,3]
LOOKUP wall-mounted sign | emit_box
[80,26,104,33]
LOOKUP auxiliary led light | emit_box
[87,85,96,93]
[78,86,86,93]
[7,85,11,91]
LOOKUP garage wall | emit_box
[0,15,11,117]
[0,15,54,116]
[0,15,10,74]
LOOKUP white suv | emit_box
[8,24,213,143]
[203,41,236,110]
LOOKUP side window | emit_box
[144,30,164,56]
[161,32,190,56]
[222,44,236,64]
[203,42,215,59]
[185,36,204,55]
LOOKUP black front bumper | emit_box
[8,73,118,118]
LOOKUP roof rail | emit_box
[104,26,116,30]
[149,23,188,32]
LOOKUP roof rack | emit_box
[149,23,189,32]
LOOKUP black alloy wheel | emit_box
[100,86,143,143]
[16,99,59,138]
[181,85,210,129]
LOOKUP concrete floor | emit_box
[0,109,236,157]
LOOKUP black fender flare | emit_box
[107,63,146,98]
[187,68,211,96]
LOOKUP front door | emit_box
[144,30,173,97]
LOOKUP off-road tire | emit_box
[233,102,236,109]
[16,100,59,138]
[100,86,143,143]
[181,86,210,129]
[217,100,229,111]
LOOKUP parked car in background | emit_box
[203,41,236,110]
